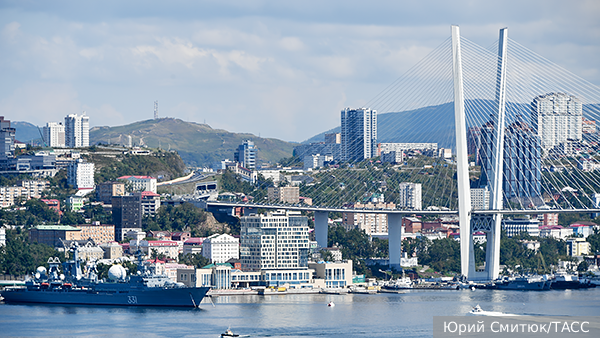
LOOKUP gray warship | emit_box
[0,245,210,307]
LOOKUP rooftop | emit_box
[34,225,80,231]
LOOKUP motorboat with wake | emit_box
[0,244,210,307]
[467,304,517,316]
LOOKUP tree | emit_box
[0,229,64,276]
[178,253,210,268]
[577,260,589,272]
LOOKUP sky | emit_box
[0,0,599,142]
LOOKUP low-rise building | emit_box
[67,196,85,211]
[566,237,591,256]
[202,233,239,263]
[502,218,540,237]
[308,260,353,288]
[342,201,396,235]
[182,237,204,256]
[539,225,573,240]
[138,240,179,259]
[141,191,161,216]
[76,222,115,245]
[41,199,61,215]
[100,241,124,259]
[267,186,300,204]
[29,225,81,247]
[117,175,157,193]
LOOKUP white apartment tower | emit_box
[240,210,310,272]
[532,93,582,155]
[67,159,95,190]
[65,113,90,148]
[341,107,377,162]
[202,233,240,263]
[398,182,422,210]
[42,122,65,148]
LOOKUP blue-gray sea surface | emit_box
[2,288,599,337]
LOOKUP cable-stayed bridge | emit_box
[207,25,600,281]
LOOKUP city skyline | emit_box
[0,1,598,142]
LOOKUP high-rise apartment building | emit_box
[478,120,542,204]
[112,193,142,241]
[531,92,582,155]
[0,116,15,158]
[65,113,90,148]
[235,140,257,169]
[267,186,300,204]
[42,122,65,148]
[240,210,309,271]
[341,107,377,162]
[398,182,422,210]
[67,159,95,190]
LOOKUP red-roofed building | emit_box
[172,232,191,241]
[570,222,597,238]
[141,191,161,216]
[117,175,157,193]
[139,240,179,259]
[41,199,62,215]
[183,237,205,256]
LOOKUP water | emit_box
[2,288,600,337]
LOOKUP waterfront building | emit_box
[398,182,422,210]
[112,193,142,241]
[67,159,95,190]
[42,122,65,148]
[96,181,125,204]
[235,140,257,169]
[308,260,353,288]
[531,92,582,156]
[341,107,377,162]
[501,218,540,237]
[240,210,310,272]
[267,186,300,204]
[64,113,89,148]
[117,175,157,193]
[202,233,240,263]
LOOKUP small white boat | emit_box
[467,304,517,316]
[327,301,335,307]
[221,328,239,337]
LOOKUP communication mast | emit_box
[154,101,159,119]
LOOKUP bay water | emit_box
[2,288,599,337]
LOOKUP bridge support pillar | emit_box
[314,211,329,248]
[388,214,403,270]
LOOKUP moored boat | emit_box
[494,275,551,290]
[0,244,210,307]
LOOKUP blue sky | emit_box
[1,0,598,142]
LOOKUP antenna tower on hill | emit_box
[154,101,159,119]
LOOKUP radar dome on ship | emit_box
[108,265,127,281]
[36,266,47,276]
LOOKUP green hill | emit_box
[89,118,295,167]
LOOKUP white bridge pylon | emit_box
[453,25,507,281]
